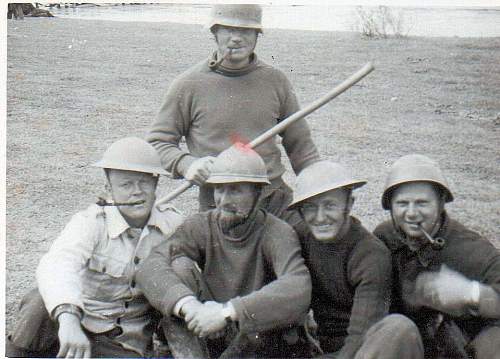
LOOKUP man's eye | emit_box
[325,203,339,210]
[120,182,132,189]
[302,204,317,212]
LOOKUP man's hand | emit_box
[57,313,91,358]
[415,264,476,317]
[186,301,227,338]
[184,157,216,186]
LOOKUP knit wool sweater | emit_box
[297,217,392,359]
[136,209,312,335]
[147,54,320,180]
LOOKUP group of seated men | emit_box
[6,137,500,359]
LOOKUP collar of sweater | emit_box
[209,51,259,77]
[215,208,266,243]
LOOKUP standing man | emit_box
[288,160,424,359]
[147,4,320,217]
[374,154,500,359]
[6,138,184,358]
[137,144,313,358]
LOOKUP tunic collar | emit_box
[104,205,164,239]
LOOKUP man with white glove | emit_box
[374,154,500,359]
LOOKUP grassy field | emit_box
[6,18,500,332]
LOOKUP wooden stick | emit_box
[156,62,375,207]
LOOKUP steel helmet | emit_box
[207,4,263,33]
[382,154,454,210]
[206,143,270,185]
[93,137,167,176]
[289,161,367,209]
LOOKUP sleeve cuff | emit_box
[161,284,196,317]
[174,154,197,179]
[173,295,197,318]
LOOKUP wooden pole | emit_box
[156,62,375,207]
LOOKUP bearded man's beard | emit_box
[218,207,250,233]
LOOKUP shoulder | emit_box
[168,60,211,90]
[255,59,292,84]
[373,219,403,252]
[153,204,185,237]
[444,217,497,253]
[351,219,390,259]
[264,211,298,236]
[69,204,106,225]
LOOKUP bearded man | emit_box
[136,144,312,358]
[147,4,320,217]
[374,154,500,359]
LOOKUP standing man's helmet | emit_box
[382,154,454,210]
[289,161,367,209]
[208,4,263,33]
[93,137,167,177]
[206,143,270,185]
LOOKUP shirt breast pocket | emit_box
[84,254,129,300]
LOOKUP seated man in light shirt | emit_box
[6,137,184,358]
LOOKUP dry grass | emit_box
[6,18,500,332]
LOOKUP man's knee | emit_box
[370,314,422,343]
[470,325,500,359]
[8,288,58,354]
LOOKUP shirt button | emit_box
[124,302,129,308]
[116,317,121,324]
[134,256,140,265]
[131,280,136,288]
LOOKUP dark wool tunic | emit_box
[147,54,319,180]
[296,217,392,358]
[137,210,311,335]
[374,213,500,338]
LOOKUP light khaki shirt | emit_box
[37,203,183,356]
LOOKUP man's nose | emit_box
[131,182,143,195]
[315,206,327,223]
[405,203,419,219]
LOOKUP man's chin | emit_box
[219,213,247,232]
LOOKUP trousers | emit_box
[5,288,143,358]
[318,314,425,359]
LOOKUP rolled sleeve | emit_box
[36,210,99,314]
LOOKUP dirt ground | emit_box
[6,18,500,333]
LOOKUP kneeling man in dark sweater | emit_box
[137,143,312,358]
[288,160,424,359]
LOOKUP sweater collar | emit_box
[209,51,259,77]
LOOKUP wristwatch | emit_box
[221,302,233,325]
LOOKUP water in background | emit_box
[47,3,500,38]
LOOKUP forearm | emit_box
[136,250,195,316]
[282,119,320,174]
[231,266,311,333]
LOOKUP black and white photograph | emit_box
[4,1,500,358]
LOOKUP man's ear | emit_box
[104,182,112,198]
[346,194,355,214]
